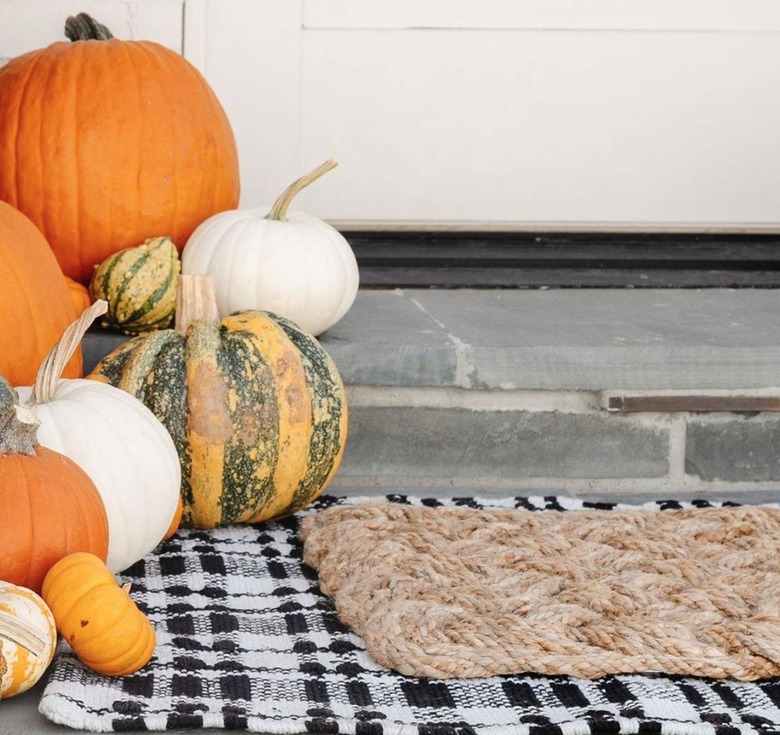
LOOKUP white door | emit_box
[3,0,780,231]
[189,0,780,231]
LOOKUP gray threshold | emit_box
[84,287,780,392]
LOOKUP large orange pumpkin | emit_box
[0,13,240,284]
[0,201,82,385]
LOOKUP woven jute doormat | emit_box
[300,502,780,681]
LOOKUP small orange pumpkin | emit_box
[65,276,92,313]
[42,553,156,677]
[0,13,240,284]
[164,496,184,541]
[0,375,109,593]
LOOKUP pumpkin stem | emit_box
[0,377,40,456]
[28,300,109,406]
[266,157,338,222]
[175,275,220,334]
[0,610,48,659]
[64,13,114,41]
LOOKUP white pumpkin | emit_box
[16,302,181,574]
[182,157,359,336]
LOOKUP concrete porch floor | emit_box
[7,287,780,732]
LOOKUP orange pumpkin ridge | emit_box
[0,377,109,593]
[0,201,82,384]
[0,15,240,284]
[65,276,92,314]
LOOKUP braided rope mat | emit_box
[38,495,780,735]
[300,502,780,681]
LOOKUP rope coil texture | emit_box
[300,503,780,681]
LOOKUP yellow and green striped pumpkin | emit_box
[88,277,348,528]
[89,236,180,335]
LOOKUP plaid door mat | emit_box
[39,494,780,735]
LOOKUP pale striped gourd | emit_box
[89,236,180,335]
[0,581,57,698]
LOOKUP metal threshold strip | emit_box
[344,230,780,288]
[608,395,780,413]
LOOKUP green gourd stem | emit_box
[28,300,109,406]
[266,157,338,222]
[64,13,114,41]
[0,609,48,659]
[0,377,39,455]
[175,274,220,334]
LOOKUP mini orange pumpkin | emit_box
[0,13,240,284]
[164,496,184,541]
[42,553,156,677]
[0,375,109,593]
[65,276,92,314]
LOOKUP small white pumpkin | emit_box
[15,301,181,574]
[182,157,359,336]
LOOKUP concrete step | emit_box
[82,288,780,504]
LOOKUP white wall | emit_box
[2,0,780,231]
[0,0,183,56]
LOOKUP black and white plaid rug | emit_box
[39,494,780,734]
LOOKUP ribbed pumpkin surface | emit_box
[0,201,81,385]
[0,38,239,284]
[0,446,109,593]
[90,312,348,528]
[65,276,92,314]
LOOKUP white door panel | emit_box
[2,1,778,230]
[303,0,780,32]
[191,0,303,213]
[297,29,780,227]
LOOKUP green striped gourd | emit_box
[88,275,348,528]
[89,236,180,335]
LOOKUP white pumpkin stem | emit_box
[266,157,338,222]
[0,609,48,659]
[28,300,109,406]
[175,275,220,334]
